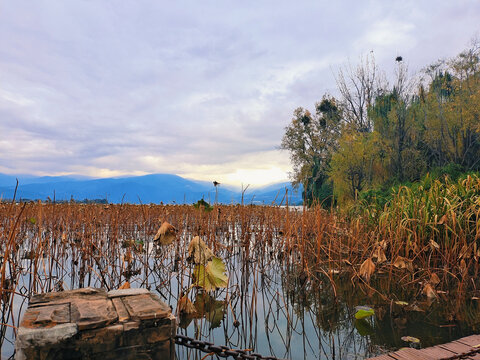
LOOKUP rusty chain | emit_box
[176,333,480,360]
[175,334,287,360]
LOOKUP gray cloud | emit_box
[1,0,479,185]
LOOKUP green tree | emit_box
[281,96,341,204]
[282,42,480,208]
[369,63,425,181]
[420,42,480,171]
[329,131,388,202]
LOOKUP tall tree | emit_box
[370,62,422,181]
[281,96,341,203]
[421,42,480,171]
[282,42,480,207]
[329,131,388,201]
[336,53,382,132]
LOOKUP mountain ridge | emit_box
[0,173,303,205]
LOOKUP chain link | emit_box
[175,334,286,360]
[176,334,480,360]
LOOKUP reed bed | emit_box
[349,174,480,298]
[0,189,479,358]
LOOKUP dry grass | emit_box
[0,190,479,353]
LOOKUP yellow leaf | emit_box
[193,257,228,291]
[178,295,197,315]
[438,214,447,225]
[119,281,130,290]
[429,239,440,250]
[423,283,437,299]
[393,256,413,272]
[188,236,214,264]
[359,258,375,282]
[375,247,387,264]
[401,336,420,344]
[430,272,440,285]
[153,221,177,245]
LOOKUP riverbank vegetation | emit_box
[279,42,480,311]
[281,41,480,208]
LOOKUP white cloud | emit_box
[0,0,479,185]
[360,19,416,50]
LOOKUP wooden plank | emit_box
[368,355,397,360]
[457,335,480,347]
[389,348,436,360]
[367,334,480,360]
[419,345,456,359]
[439,340,474,355]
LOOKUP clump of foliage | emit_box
[193,198,213,212]
[282,41,480,207]
[378,173,480,247]
[351,163,476,219]
[281,95,342,205]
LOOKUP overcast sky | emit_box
[0,1,479,186]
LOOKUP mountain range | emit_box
[0,173,303,205]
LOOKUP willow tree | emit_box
[281,96,342,204]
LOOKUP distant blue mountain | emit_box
[0,173,303,205]
[0,174,90,186]
[249,182,303,205]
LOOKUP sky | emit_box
[0,1,479,186]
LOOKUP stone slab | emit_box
[16,287,176,360]
[108,288,150,298]
[15,323,79,360]
[123,320,141,331]
[112,297,130,322]
[21,303,71,329]
[122,293,171,321]
[71,297,118,330]
[29,287,106,306]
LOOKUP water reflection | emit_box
[1,204,480,359]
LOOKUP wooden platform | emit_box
[369,334,480,360]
